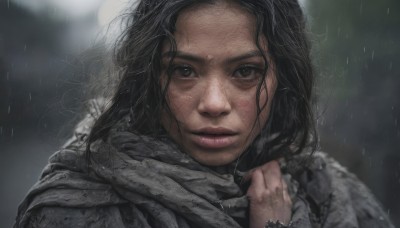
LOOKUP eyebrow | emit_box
[161,50,265,64]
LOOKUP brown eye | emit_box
[237,67,252,77]
[233,66,262,79]
[172,65,195,78]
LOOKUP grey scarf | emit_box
[14,115,316,228]
[14,102,394,227]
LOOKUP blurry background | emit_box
[0,0,399,227]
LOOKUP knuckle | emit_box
[247,193,262,204]
[274,185,283,192]
[263,188,272,196]
[251,197,263,204]
[253,168,263,176]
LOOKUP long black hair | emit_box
[86,0,316,167]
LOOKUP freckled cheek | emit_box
[235,90,272,129]
[167,91,196,121]
[236,98,258,125]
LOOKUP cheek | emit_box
[235,87,273,129]
[166,90,196,121]
[236,96,258,125]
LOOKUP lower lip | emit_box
[191,134,236,149]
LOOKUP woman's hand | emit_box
[245,160,292,228]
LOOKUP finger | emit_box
[247,169,266,198]
[261,160,282,191]
[243,160,280,184]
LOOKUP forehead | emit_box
[163,1,267,56]
[178,0,253,26]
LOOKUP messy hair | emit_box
[86,0,316,167]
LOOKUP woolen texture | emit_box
[14,100,394,228]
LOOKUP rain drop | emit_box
[11,128,14,137]
[7,0,9,9]
[389,61,393,71]
[346,57,349,65]
[362,148,366,156]
[371,50,375,61]
[387,8,390,15]
[363,46,366,53]
[6,72,9,81]
[24,44,27,51]
[29,93,32,101]
[8,105,11,114]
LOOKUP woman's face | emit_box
[161,1,277,166]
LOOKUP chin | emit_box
[191,151,240,167]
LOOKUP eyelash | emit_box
[233,65,264,80]
[167,63,264,80]
[169,64,195,78]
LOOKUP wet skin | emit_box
[160,1,292,226]
[161,1,277,166]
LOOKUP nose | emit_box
[197,78,231,117]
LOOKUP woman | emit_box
[15,0,394,227]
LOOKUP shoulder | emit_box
[291,151,394,228]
